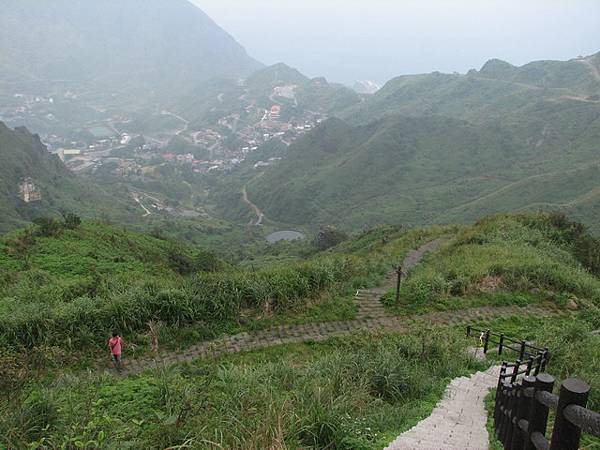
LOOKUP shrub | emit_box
[61,212,82,230]
[33,217,62,238]
[315,226,348,251]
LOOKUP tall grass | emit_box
[0,330,483,449]
[0,256,363,349]
[400,214,600,305]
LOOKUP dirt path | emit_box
[107,239,563,376]
[577,58,600,81]
[242,185,265,226]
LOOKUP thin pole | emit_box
[395,265,402,304]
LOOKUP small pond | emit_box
[266,230,306,243]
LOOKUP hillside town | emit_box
[1,84,325,181]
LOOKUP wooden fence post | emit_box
[395,265,402,304]
[505,383,519,448]
[499,333,504,355]
[511,376,535,450]
[534,352,542,376]
[511,360,521,383]
[466,325,471,338]
[498,381,508,441]
[495,362,508,430]
[549,378,590,450]
[519,340,527,361]
[499,382,514,444]
[540,348,549,372]
[526,357,534,376]
[524,374,555,450]
[483,329,490,354]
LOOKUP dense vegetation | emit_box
[248,53,600,231]
[0,220,367,350]
[2,213,600,449]
[0,122,138,233]
[0,331,483,449]
[398,214,600,315]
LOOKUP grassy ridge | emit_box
[1,213,600,448]
[398,214,600,313]
[0,218,451,350]
[0,227,356,349]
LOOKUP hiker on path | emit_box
[108,331,124,373]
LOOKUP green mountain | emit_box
[246,53,600,231]
[175,63,361,128]
[0,0,262,99]
[0,122,137,232]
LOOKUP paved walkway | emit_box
[111,238,561,375]
[385,365,500,450]
[122,304,558,375]
[355,237,448,319]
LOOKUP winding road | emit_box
[242,185,265,226]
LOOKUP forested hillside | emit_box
[0,122,136,232]
[247,53,600,231]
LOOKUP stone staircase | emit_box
[385,365,500,450]
[355,288,392,319]
[355,237,449,319]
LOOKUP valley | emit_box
[1,1,600,449]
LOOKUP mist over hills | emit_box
[0,0,262,99]
[2,0,600,236]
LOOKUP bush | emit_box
[315,226,348,251]
[32,217,62,237]
[61,212,82,230]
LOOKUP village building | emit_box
[18,177,42,203]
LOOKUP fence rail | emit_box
[467,326,549,364]
[468,326,600,450]
[466,326,550,377]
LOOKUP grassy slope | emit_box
[247,54,600,231]
[0,122,138,233]
[0,217,452,351]
[3,213,600,448]
[396,214,600,313]
[0,331,484,449]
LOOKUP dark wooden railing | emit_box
[466,326,550,368]
[495,374,600,450]
[467,327,600,450]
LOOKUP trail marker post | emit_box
[395,265,403,304]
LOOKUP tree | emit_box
[61,211,81,230]
[33,217,61,237]
[315,226,348,251]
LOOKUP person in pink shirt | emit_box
[108,330,124,373]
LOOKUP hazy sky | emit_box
[192,0,600,85]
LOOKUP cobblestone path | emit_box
[111,238,561,376]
